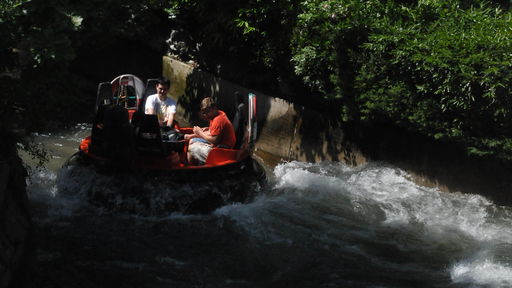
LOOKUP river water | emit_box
[24,124,512,288]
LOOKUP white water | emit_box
[216,161,512,287]
[25,126,512,287]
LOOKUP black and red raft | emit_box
[67,74,265,214]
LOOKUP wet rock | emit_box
[0,155,31,288]
[0,163,8,211]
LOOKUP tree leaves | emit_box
[291,0,512,158]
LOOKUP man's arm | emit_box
[145,97,154,114]
[184,126,207,140]
[191,126,219,145]
[165,112,175,127]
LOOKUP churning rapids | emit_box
[23,124,512,288]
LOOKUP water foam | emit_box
[27,166,87,220]
[219,161,512,287]
[26,167,58,198]
[451,258,512,287]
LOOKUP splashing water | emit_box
[24,124,512,287]
[216,161,512,287]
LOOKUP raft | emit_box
[68,74,264,214]
[78,74,258,174]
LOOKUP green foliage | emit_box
[291,0,370,96]
[166,0,303,95]
[353,1,512,157]
[0,0,169,164]
[289,0,512,158]
[3,0,512,161]
[1,0,80,129]
[0,0,170,129]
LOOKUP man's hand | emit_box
[193,126,202,135]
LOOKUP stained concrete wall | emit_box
[163,56,367,166]
[162,56,512,206]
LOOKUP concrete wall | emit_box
[162,56,512,206]
[162,56,367,165]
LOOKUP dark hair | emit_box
[157,77,170,87]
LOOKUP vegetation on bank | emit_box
[2,0,512,159]
[0,0,169,160]
[169,0,512,159]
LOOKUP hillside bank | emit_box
[0,137,32,288]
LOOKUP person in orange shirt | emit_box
[184,97,236,165]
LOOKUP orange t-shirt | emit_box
[209,110,236,148]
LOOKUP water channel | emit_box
[23,124,512,287]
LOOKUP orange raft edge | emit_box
[78,136,250,172]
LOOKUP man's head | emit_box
[199,97,218,120]
[155,77,170,100]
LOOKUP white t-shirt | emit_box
[144,94,177,123]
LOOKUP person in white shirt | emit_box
[144,77,177,128]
